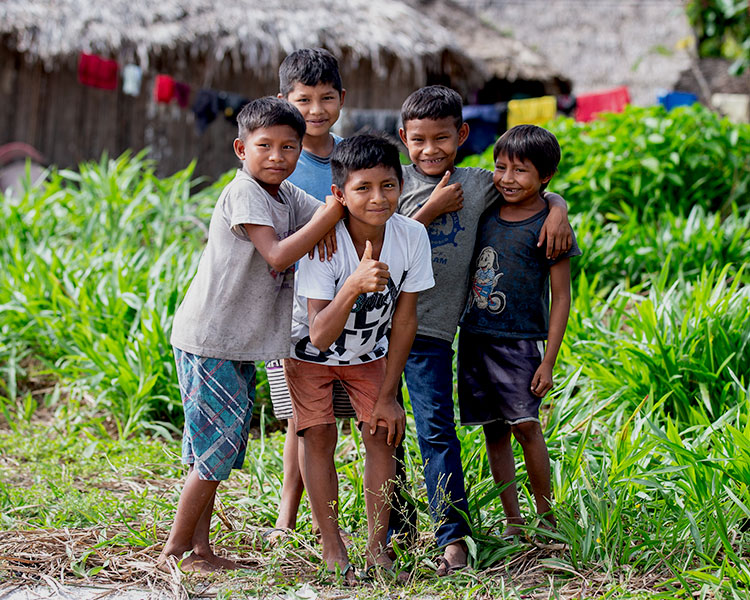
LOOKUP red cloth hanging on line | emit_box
[154,75,176,103]
[78,53,119,90]
[575,86,630,122]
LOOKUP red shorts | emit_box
[284,357,387,434]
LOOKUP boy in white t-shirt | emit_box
[285,134,434,581]
[162,97,343,572]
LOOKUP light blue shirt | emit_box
[287,135,342,201]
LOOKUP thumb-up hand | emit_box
[428,171,463,214]
[362,239,373,261]
[352,240,390,293]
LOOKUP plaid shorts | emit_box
[174,348,255,481]
[266,359,356,420]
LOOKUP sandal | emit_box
[327,562,357,586]
[435,555,467,577]
[262,527,291,547]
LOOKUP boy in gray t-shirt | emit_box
[161,97,342,573]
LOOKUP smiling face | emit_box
[233,125,302,196]
[285,82,345,140]
[399,117,469,177]
[492,152,550,208]
[333,165,401,230]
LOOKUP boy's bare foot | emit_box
[435,540,467,577]
[156,552,219,574]
[203,552,242,570]
[502,524,525,540]
[362,555,410,584]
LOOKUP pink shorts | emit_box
[284,357,387,434]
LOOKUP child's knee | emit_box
[483,420,510,442]
[362,425,396,454]
[511,421,543,445]
[302,423,337,449]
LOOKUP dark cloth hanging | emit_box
[192,89,221,133]
[174,81,192,108]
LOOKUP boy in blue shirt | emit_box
[458,124,581,538]
[265,48,356,543]
[162,97,343,572]
[396,86,572,575]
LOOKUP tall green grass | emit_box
[1,107,750,597]
[0,152,233,436]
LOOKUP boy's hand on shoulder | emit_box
[310,225,338,261]
[349,240,390,294]
[324,193,346,218]
[370,396,406,447]
[538,196,572,260]
[531,361,554,398]
[427,171,464,215]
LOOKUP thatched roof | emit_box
[404,0,566,84]
[0,0,482,88]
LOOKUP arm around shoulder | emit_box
[243,195,344,272]
[538,191,572,260]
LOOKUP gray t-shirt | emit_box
[397,165,499,342]
[170,168,320,361]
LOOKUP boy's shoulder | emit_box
[388,211,427,234]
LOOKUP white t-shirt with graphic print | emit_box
[290,213,434,366]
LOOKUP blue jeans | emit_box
[404,335,471,546]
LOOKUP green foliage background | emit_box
[1,104,749,596]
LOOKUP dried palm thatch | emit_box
[0,0,484,91]
[404,0,565,85]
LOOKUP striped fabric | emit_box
[266,359,356,420]
[174,348,255,481]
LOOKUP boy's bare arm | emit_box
[539,192,572,260]
[411,171,464,225]
[531,258,571,398]
[368,291,417,447]
[307,241,390,351]
[243,196,344,273]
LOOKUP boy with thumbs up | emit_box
[286,133,434,580]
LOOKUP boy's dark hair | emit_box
[331,134,403,189]
[236,97,306,141]
[279,48,343,97]
[400,85,463,130]
[493,125,561,189]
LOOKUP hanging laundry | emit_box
[507,96,557,129]
[461,103,506,157]
[223,93,250,125]
[557,94,576,116]
[192,89,221,133]
[657,91,697,111]
[78,53,119,90]
[174,81,192,109]
[711,93,750,124]
[122,65,142,97]
[154,75,176,103]
[575,86,630,122]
